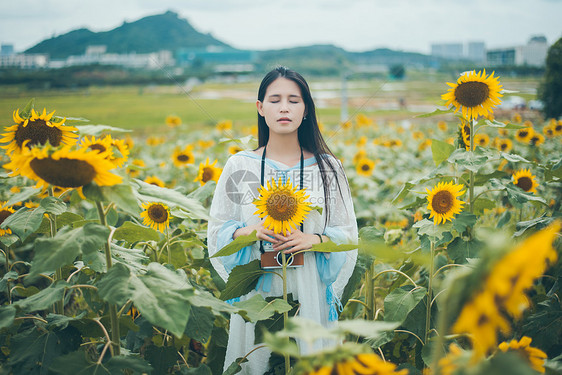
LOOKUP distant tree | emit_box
[389,64,405,80]
[539,37,562,119]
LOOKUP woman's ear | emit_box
[256,100,264,117]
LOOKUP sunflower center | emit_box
[89,144,107,153]
[455,81,490,107]
[477,313,489,327]
[516,177,533,192]
[29,157,97,188]
[266,191,298,221]
[431,190,454,214]
[177,154,190,162]
[0,209,12,225]
[201,167,214,182]
[500,143,508,151]
[147,204,168,223]
[519,130,529,138]
[361,164,371,171]
[14,119,63,148]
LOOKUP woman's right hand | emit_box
[233,223,288,244]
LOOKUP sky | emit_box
[1,0,561,54]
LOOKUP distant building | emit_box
[467,42,486,62]
[486,35,549,67]
[431,43,464,60]
[1,43,14,56]
[0,53,48,68]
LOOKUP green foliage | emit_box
[539,37,562,119]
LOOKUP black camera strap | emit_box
[259,145,304,254]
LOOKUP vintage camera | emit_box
[261,248,304,269]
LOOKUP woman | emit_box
[208,66,358,374]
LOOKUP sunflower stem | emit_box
[469,120,475,215]
[166,225,171,265]
[48,186,65,315]
[96,200,121,356]
[365,261,375,320]
[281,252,290,375]
[424,238,435,347]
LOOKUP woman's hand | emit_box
[272,229,321,254]
[233,223,288,244]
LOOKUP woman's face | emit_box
[257,77,306,136]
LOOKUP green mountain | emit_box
[25,11,229,59]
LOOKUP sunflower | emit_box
[355,114,373,127]
[197,140,215,149]
[172,146,195,167]
[228,144,244,155]
[216,120,232,131]
[459,120,471,150]
[438,121,448,131]
[166,115,182,128]
[529,133,545,147]
[353,149,367,164]
[412,131,425,140]
[194,158,222,186]
[419,139,432,151]
[144,176,165,187]
[140,202,170,233]
[0,202,16,236]
[146,136,165,146]
[512,169,539,194]
[442,70,503,120]
[515,127,534,143]
[253,177,312,236]
[496,138,513,152]
[307,353,407,375]
[474,133,490,147]
[341,120,352,130]
[108,137,129,167]
[356,136,368,147]
[512,112,522,123]
[426,181,465,225]
[356,158,375,176]
[4,146,122,189]
[1,108,78,156]
[498,336,547,373]
[127,158,145,178]
[554,121,562,136]
[543,125,555,138]
[80,135,114,157]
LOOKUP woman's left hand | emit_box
[271,229,321,254]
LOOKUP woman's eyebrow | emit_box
[267,94,302,99]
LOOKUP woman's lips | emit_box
[277,117,291,122]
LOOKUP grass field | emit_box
[0,71,543,137]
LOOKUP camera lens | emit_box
[276,252,294,266]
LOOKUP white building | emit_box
[0,53,48,68]
[515,36,549,66]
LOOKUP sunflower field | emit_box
[0,70,561,375]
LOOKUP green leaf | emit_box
[430,139,455,166]
[50,350,152,375]
[187,180,217,202]
[183,364,213,375]
[40,196,67,215]
[36,212,84,233]
[97,262,194,337]
[275,316,339,344]
[413,219,452,241]
[451,211,478,233]
[500,152,531,163]
[473,170,507,186]
[1,206,46,241]
[310,241,357,252]
[5,186,42,207]
[19,98,35,118]
[15,281,69,313]
[0,305,16,329]
[145,345,177,375]
[263,330,301,358]
[188,290,239,316]
[10,326,81,375]
[0,270,19,293]
[514,215,553,237]
[113,221,160,243]
[212,231,257,258]
[132,179,209,220]
[82,183,105,201]
[223,358,247,375]
[448,147,493,173]
[336,320,401,339]
[384,286,427,323]
[489,178,548,208]
[101,184,140,216]
[185,305,216,343]
[220,260,265,301]
[233,294,292,322]
[28,223,110,279]
[447,237,484,264]
[472,198,496,215]
[392,182,415,204]
[75,124,131,136]
[479,118,525,130]
[415,108,454,118]
[0,234,19,247]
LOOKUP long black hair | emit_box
[256,66,349,230]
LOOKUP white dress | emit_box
[207,150,358,374]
